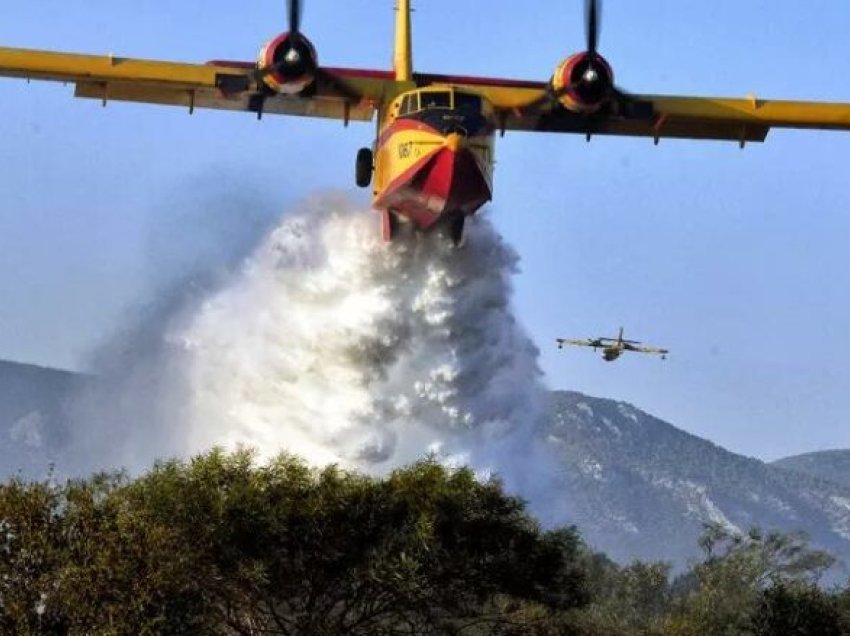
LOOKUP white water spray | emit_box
[71,195,555,503]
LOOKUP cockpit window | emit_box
[422,91,451,109]
[398,90,484,116]
[455,93,482,113]
[399,93,419,115]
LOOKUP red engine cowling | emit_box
[257,32,318,94]
[551,52,614,114]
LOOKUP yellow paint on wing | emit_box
[0,46,223,88]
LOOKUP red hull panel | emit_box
[375,146,492,230]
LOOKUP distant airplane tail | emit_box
[610,326,640,345]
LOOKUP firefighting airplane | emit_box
[2,2,850,245]
[557,328,669,362]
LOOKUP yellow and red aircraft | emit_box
[558,328,669,362]
[2,0,850,245]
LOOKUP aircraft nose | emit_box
[445,132,465,153]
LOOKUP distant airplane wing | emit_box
[419,72,850,144]
[0,47,403,122]
[624,343,669,355]
[556,338,600,348]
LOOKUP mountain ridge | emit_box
[0,359,849,573]
[771,450,850,491]
[544,391,850,571]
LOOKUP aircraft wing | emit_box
[556,338,600,348]
[420,72,850,144]
[623,343,669,355]
[6,47,849,140]
[0,46,404,122]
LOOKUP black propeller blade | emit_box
[585,0,600,59]
[282,0,306,63]
[581,0,603,87]
[288,0,302,35]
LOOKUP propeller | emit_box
[576,0,606,95]
[255,0,309,79]
[283,0,305,64]
[579,0,651,116]
[251,0,363,103]
[514,0,653,121]
[518,0,607,112]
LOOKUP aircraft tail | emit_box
[394,0,413,81]
[617,327,642,345]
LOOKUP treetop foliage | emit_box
[0,449,849,635]
[0,449,588,635]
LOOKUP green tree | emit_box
[663,524,836,636]
[834,583,850,633]
[750,581,842,636]
[0,471,215,635]
[0,449,593,635]
[583,560,672,635]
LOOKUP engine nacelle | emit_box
[551,52,614,114]
[257,32,318,94]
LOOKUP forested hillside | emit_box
[773,450,850,490]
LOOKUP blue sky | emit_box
[0,0,849,460]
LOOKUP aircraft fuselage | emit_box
[371,87,495,239]
[603,347,622,361]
